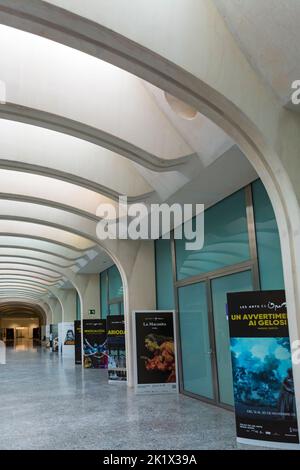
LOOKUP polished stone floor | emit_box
[0,340,265,450]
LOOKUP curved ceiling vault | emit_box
[0,1,255,306]
[0,300,47,324]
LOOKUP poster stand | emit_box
[107,315,127,383]
[133,310,178,394]
[227,290,299,449]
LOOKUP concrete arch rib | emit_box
[0,294,47,303]
[0,157,153,204]
[0,103,194,172]
[0,289,45,300]
[0,283,48,293]
[0,206,97,248]
[0,278,57,289]
[0,237,87,260]
[0,220,95,251]
[0,249,77,268]
[0,273,56,283]
[0,268,61,282]
[0,257,74,272]
[0,192,99,223]
[0,22,194,166]
[0,263,62,277]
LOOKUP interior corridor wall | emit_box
[155,179,285,407]
[100,265,124,319]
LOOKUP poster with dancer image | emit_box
[83,319,108,369]
[133,311,178,394]
[227,290,299,447]
[107,315,127,383]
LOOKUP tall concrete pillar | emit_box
[58,289,77,322]
[47,297,62,324]
[101,239,156,387]
[76,274,101,319]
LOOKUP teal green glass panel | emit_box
[109,303,120,315]
[155,238,175,309]
[252,179,284,290]
[108,265,123,300]
[178,282,214,399]
[175,189,250,280]
[100,271,108,319]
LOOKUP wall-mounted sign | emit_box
[133,311,178,394]
[89,309,96,315]
[227,290,299,448]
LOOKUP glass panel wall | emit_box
[108,265,123,299]
[100,265,124,318]
[155,238,175,309]
[252,179,284,290]
[109,302,121,315]
[100,271,108,319]
[152,180,285,407]
[211,270,253,406]
[178,282,214,399]
[175,189,250,280]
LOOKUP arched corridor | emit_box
[0,0,299,454]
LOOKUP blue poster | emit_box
[227,290,299,445]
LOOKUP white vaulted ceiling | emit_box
[0,3,257,306]
[214,0,300,107]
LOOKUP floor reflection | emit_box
[5,339,40,352]
[0,341,266,450]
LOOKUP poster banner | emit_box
[227,290,299,447]
[50,324,58,352]
[74,320,82,365]
[107,315,127,383]
[133,311,178,394]
[61,322,75,359]
[83,319,108,369]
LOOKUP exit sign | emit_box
[89,309,96,315]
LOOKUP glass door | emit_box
[178,281,214,400]
[210,270,253,406]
